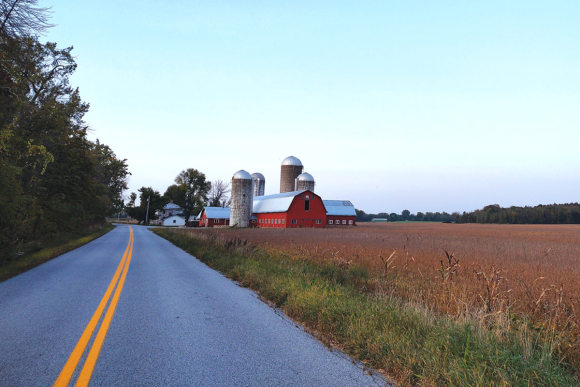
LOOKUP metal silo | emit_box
[280,156,303,193]
[295,172,315,192]
[251,172,265,197]
[230,170,253,227]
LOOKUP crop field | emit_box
[178,223,580,371]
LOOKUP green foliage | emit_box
[356,208,455,222]
[459,203,580,224]
[125,187,163,225]
[0,9,129,256]
[174,168,210,218]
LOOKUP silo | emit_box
[295,172,315,192]
[230,170,253,227]
[280,156,303,193]
[251,172,265,197]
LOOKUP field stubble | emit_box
[183,223,580,372]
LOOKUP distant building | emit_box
[199,207,231,227]
[162,215,186,226]
[323,200,356,226]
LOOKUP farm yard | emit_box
[158,223,580,384]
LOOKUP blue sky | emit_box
[42,1,579,213]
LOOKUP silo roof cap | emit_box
[251,172,265,180]
[232,170,252,180]
[296,172,315,182]
[281,156,303,166]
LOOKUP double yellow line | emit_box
[54,226,134,387]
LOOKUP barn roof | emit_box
[253,190,316,213]
[203,207,231,219]
[323,200,356,216]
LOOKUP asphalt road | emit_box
[0,225,388,386]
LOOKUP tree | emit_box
[207,180,230,207]
[125,187,162,225]
[0,0,54,38]
[162,184,186,208]
[174,168,210,218]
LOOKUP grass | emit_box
[0,223,114,282]
[154,228,578,386]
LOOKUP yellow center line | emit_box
[75,227,134,387]
[53,226,133,387]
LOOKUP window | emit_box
[305,199,310,211]
[275,219,278,224]
[349,220,353,225]
[342,220,346,224]
[306,195,310,199]
[252,220,256,223]
[291,219,297,224]
[299,195,303,200]
[173,220,176,224]
[282,219,285,224]
[215,219,219,224]
[316,219,321,225]
[329,220,333,224]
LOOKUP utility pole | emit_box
[145,196,151,225]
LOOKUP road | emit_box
[0,225,387,386]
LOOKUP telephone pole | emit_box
[145,196,151,225]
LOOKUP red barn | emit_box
[253,190,327,228]
[198,207,231,227]
[323,200,357,226]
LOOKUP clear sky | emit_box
[41,0,579,214]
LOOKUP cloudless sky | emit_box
[42,0,579,213]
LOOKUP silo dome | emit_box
[251,172,265,180]
[251,172,266,197]
[281,156,303,166]
[232,170,252,180]
[296,172,314,182]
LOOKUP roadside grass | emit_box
[154,229,577,387]
[0,223,114,282]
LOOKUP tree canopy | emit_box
[1,2,129,257]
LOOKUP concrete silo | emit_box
[295,172,315,192]
[230,170,253,227]
[251,172,265,197]
[280,156,303,193]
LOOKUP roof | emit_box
[323,200,357,216]
[253,190,312,213]
[281,156,303,166]
[203,207,231,219]
[164,202,181,210]
[232,170,252,180]
[251,172,265,180]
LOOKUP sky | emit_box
[41,0,580,214]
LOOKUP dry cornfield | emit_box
[179,222,580,368]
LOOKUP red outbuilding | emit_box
[198,207,231,227]
[253,190,327,228]
[323,200,357,226]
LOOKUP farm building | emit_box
[324,200,357,226]
[199,207,231,227]
[253,190,326,228]
[162,215,186,226]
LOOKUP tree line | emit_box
[356,203,580,224]
[457,203,580,224]
[355,209,455,222]
[1,1,129,258]
[125,169,231,224]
